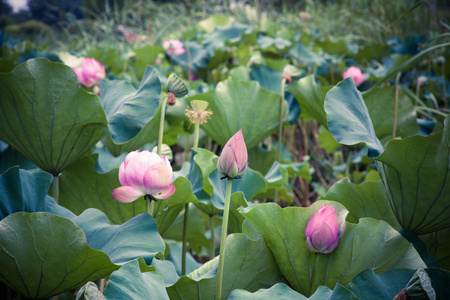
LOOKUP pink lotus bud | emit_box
[343,66,366,87]
[217,129,248,179]
[72,58,105,87]
[163,39,186,56]
[111,150,175,203]
[305,204,340,254]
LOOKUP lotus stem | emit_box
[157,96,168,156]
[210,215,215,259]
[145,195,154,217]
[182,203,189,276]
[442,62,447,110]
[216,177,233,300]
[193,119,200,151]
[309,253,320,296]
[274,78,287,202]
[393,72,401,139]
[52,175,59,203]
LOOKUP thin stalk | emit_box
[442,62,447,110]
[157,96,168,156]
[415,106,448,117]
[193,119,200,151]
[216,178,233,300]
[393,72,401,139]
[145,195,154,217]
[182,203,189,275]
[309,253,320,296]
[274,78,287,202]
[52,175,59,203]
[210,215,215,259]
[415,83,421,105]
[99,278,106,292]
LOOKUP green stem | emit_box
[182,203,189,275]
[193,119,200,151]
[442,62,447,110]
[52,175,59,203]
[216,178,233,300]
[210,215,215,259]
[157,96,168,156]
[145,195,154,217]
[309,253,320,296]
[274,78,287,202]
[393,72,401,139]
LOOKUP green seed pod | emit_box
[167,73,188,98]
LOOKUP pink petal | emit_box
[111,186,144,203]
[154,184,176,199]
[143,161,173,196]
[118,161,128,186]
[309,223,336,253]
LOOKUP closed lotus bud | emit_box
[343,66,366,87]
[217,129,248,179]
[72,57,105,87]
[305,204,340,254]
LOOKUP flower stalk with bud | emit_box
[216,129,248,300]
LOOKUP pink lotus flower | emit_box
[111,150,175,203]
[72,58,105,87]
[163,39,186,56]
[343,66,366,87]
[217,129,248,179]
[305,204,340,254]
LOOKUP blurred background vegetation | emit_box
[1,0,449,50]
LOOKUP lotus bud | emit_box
[72,57,105,87]
[343,66,366,87]
[217,129,248,179]
[305,204,340,254]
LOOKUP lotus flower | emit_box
[343,66,366,87]
[163,39,186,56]
[111,150,175,203]
[217,129,248,179]
[72,58,105,87]
[305,204,340,254]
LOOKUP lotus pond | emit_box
[0,1,449,299]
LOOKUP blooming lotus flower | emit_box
[343,66,366,87]
[72,58,105,87]
[305,204,340,254]
[111,150,175,203]
[217,129,248,179]
[163,39,186,56]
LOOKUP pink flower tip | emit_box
[217,129,248,179]
[343,66,366,87]
[305,204,340,254]
[111,150,175,203]
[73,57,105,87]
[163,39,186,56]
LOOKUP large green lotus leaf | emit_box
[0,166,73,220]
[375,115,450,235]
[58,154,145,224]
[208,168,267,210]
[130,45,164,80]
[197,16,232,33]
[101,103,161,156]
[166,225,285,299]
[0,212,120,299]
[228,283,358,300]
[249,64,283,94]
[165,241,203,277]
[103,259,170,300]
[324,77,384,158]
[287,43,327,69]
[321,178,401,230]
[0,141,37,173]
[240,201,426,296]
[202,22,253,50]
[288,75,331,126]
[364,86,418,144]
[257,35,292,54]
[170,41,211,71]
[421,228,450,270]
[100,66,161,144]
[198,79,288,148]
[346,268,416,300]
[0,58,108,175]
[160,204,210,254]
[248,145,277,175]
[0,166,166,267]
